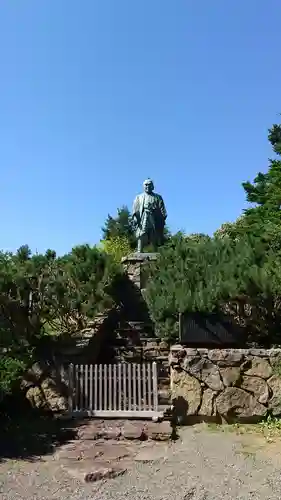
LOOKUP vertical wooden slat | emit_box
[142,363,146,410]
[132,364,137,410]
[94,364,98,411]
[104,364,107,411]
[137,364,141,410]
[89,364,93,411]
[75,365,79,411]
[147,363,152,411]
[123,364,127,411]
[113,364,117,410]
[68,364,74,413]
[133,363,137,411]
[108,364,112,410]
[128,363,132,410]
[85,364,88,410]
[80,364,84,410]
[99,364,102,410]
[152,362,158,411]
[118,364,122,410]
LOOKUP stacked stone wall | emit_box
[170,346,281,421]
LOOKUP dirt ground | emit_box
[1,419,281,499]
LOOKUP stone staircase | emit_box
[75,419,173,441]
[110,321,171,413]
[54,419,174,483]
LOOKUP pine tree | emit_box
[102,206,136,248]
[215,119,281,250]
[145,233,277,343]
[0,244,121,397]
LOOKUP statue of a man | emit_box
[132,179,167,253]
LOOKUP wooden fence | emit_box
[68,362,162,418]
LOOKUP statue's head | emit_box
[143,178,154,194]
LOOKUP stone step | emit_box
[75,420,172,442]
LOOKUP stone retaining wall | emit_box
[170,346,281,422]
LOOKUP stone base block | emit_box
[122,253,158,289]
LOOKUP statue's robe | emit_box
[132,192,167,246]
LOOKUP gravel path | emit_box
[1,425,281,500]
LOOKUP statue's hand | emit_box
[133,214,141,226]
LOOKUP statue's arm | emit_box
[132,196,140,223]
[132,196,138,216]
[158,195,167,219]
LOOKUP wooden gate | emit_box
[67,362,163,419]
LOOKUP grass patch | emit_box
[271,357,281,378]
[258,415,281,439]
[204,415,281,441]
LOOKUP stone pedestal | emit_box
[119,253,159,341]
[121,253,158,290]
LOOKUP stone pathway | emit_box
[52,419,172,482]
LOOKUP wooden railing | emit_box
[67,362,161,418]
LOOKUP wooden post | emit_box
[118,364,122,410]
[94,364,98,411]
[152,362,158,412]
[108,364,112,411]
[147,362,152,410]
[113,364,117,411]
[68,364,74,414]
[89,364,93,412]
[137,364,141,410]
[85,364,88,410]
[80,364,84,410]
[123,363,126,411]
[99,364,102,410]
[142,363,146,410]
[128,363,132,411]
[133,363,137,411]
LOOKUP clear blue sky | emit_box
[0,1,280,255]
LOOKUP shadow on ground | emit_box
[0,413,79,462]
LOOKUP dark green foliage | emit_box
[243,122,281,211]
[216,121,281,250]
[0,244,121,398]
[146,232,281,344]
[0,357,27,398]
[268,121,281,155]
[148,118,281,343]
[52,244,120,332]
[102,206,137,249]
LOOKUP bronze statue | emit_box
[132,179,167,253]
